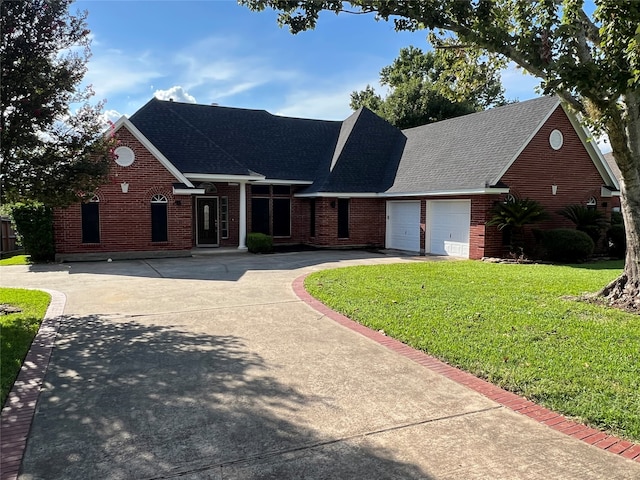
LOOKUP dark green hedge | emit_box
[9,202,55,262]
[541,228,594,263]
[247,232,273,254]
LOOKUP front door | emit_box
[197,197,219,246]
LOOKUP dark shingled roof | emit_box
[303,108,406,193]
[126,96,566,195]
[129,98,341,180]
[386,96,561,194]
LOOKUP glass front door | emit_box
[197,197,219,246]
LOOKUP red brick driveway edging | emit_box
[292,274,640,464]
[1,289,66,480]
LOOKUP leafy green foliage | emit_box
[350,45,508,128]
[1,0,113,207]
[488,197,549,230]
[607,224,626,259]
[558,204,608,244]
[241,0,640,298]
[487,197,548,254]
[8,202,54,262]
[1,288,50,406]
[305,260,640,441]
[541,228,595,263]
[247,232,273,253]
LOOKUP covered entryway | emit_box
[386,201,421,252]
[196,197,219,246]
[427,200,470,258]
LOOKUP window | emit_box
[586,196,597,210]
[273,185,291,196]
[81,195,100,243]
[309,199,316,237]
[251,197,270,235]
[151,194,168,242]
[251,185,270,195]
[250,186,292,237]
[273,198,291,237]
[338,198,349,238]
[220,196,229,239]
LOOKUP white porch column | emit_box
[238,181,248,250]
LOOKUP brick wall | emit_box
[490,105,614,253]
[54,127,193,255]
[308,197,385,248]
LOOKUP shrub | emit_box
[8,202,55,262]
[607,224,626,259]
[247,232,273,254]
[541,228,594,263]
[557,204,608,244]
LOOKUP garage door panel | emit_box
[386,201,420,252]
[428,201,470,258]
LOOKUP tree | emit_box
[241,0,640,311]
[1,0,112,208]
[487,196,549,256]
[351,45,509,129]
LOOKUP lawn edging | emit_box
[292,273,640,464]
[0,288,66,480]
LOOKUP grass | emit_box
[0,254,30,266]
[0,288,50,406]
[305,259,640,442]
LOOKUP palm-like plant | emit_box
[558,204,608,243]
[487,197,549,254]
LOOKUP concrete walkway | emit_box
[1,250,639,479]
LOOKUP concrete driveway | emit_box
[1,250,639,479]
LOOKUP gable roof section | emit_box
[386,96,561,195]
[129,99,255,177]
[129,98,342,182]
[111,116,196,188]
[301,108,406,194]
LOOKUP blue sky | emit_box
[75,0,542,123]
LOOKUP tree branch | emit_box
[577,8,601,44]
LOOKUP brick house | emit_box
[54,96,620,261]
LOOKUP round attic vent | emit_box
[549,129,563,150]
[114,146,135,167]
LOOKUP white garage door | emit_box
[386,201,421,252]
[428,200,471,258]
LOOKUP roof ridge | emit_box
[401,95,559,133]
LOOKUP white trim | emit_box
[238,182,247,251]
[252,179,313,185]
[295,192,379,198]
[561,104,621,191]
[296,188,509,198]
[490,97,561,185]
[111,117,195,188]
[382,188,510,197]
[173,187,205,195]
[184,173,265,182]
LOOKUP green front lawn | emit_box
[0,288,50,405]
[305,260,640,442]
[0,254,30,266]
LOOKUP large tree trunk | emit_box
[598,93,640,312]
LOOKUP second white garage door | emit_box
[386,201,421,252]
[427,200,470,258]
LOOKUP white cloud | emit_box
[154,86,197,103]
[101,109,124,125]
